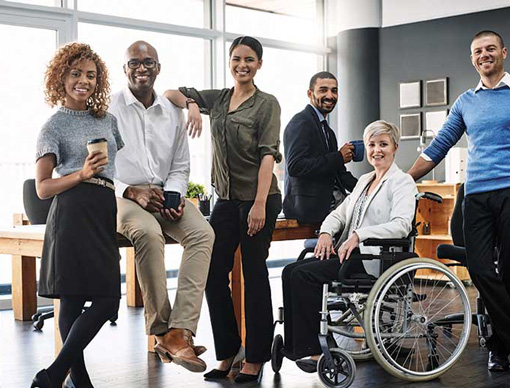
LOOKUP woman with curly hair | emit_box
[31,43,124,388]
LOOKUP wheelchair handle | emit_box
[416,191,443,203]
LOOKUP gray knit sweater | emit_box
[36,107,124,180]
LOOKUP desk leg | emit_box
[231,245,245,344]
[126,247,143,307]
[12,255,37,321]
[148,334,156,353]
[54,299,62,356]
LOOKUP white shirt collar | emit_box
[122,87,166,109]
[474,72,510,92]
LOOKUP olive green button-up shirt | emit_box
[179,86,282,201]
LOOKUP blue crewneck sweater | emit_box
[424,86,510,195]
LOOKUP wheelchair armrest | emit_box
[436,244,467,265]
[363,238,411,249]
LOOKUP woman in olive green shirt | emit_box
[165,36,282,383]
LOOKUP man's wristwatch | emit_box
[185,98,197,109]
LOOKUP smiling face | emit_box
[124,42,160,96]
[63,59,97,111]
[366,133,397,172]
[307,78,338,116]
[229,44,262,85]
[471,34,507,80]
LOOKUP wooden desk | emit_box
[0,218,317,353]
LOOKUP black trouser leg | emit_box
[206,200,242,361]
[464,189,510,353]
[282,258,318,357]
[238,194,281,363]
[289,257,342,358]
[46,296,120,386]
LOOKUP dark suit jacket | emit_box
[283,105,357,224]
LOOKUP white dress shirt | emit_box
[110,87,190,198]
[421,72,510,162]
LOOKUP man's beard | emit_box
[313,94,337,115]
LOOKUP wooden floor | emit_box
[1,269,509,388]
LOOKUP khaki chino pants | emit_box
[117,194,214,335]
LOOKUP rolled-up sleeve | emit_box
[258,97,282,163]
[178,87,221,116]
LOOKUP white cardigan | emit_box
[320,163,417,276]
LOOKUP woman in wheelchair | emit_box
[281,120,417,373]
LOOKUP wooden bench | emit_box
[1,215,317,353]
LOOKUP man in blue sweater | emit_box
[409,30,510,372]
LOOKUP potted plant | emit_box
[186,181,206,207]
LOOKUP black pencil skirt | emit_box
[38,181,121,299]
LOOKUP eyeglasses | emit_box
[126,59,158,69]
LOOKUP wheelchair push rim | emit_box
[365,258,471,381]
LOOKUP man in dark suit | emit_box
[283,71,357,224]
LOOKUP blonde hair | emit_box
[363,120,400,148]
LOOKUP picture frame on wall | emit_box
[399,80,421,109]
[425,78,448,106]
[400,113,421,139]
[425,110,448,137]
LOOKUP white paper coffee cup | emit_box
[87,138,108,163]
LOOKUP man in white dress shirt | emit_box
[110,41,214,372]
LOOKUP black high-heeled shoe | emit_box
[203,346,245,379]
[234,363,264,383]
[63,374,77,388]
[30,369,54,388]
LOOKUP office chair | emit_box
[22,179,54,329]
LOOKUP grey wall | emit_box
[380,7,510,180]
[335,28,380,178]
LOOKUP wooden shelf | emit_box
[415,182,470,281]
[416,234,451,241]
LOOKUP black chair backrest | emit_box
[450,183,465,247]
[22,179,53,225]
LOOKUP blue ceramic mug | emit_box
[350,140,364,162]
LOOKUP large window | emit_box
[226,0,322,45]
[0,0,327,293]
[0,23,57,284]
[78,0,208,28]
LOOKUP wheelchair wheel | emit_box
[329,310,372,360]
[271,334,284,373]
[317,348,356,388]
[364,258,471,381]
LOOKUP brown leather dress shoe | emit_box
[154,328,207,372]
[188,335,207,356]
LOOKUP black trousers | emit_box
[282,255,368,359]
[464,187,510,353]
[205,194,282,363]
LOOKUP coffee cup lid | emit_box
[87,138,107,144]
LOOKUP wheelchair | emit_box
[271,192,472,388]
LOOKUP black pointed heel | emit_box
[30,369,54,388]
[234,363,264,383]
[204,346,245,379]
